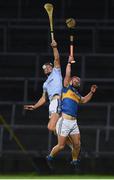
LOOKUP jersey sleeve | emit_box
[53,67,61,72]
[43,83,47,94]
[79,94,83,103]
[53,67,62,77]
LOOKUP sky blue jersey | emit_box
[43,67,62,101]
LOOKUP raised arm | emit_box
[51,40,60,68]
[64,56,74,87]
[81,85,97,104]
[24,92,47,110]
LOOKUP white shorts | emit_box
[56,117,80,137]
[49,98,61,118]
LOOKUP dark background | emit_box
[0,0,114,175]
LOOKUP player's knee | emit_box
[58,144,65,150]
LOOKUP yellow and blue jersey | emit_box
[62,85,82,117]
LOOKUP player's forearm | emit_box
[33,97,46,109]
[66,63,71,78]
[81,91,94,103]
[53,47,60,68]
[64,63,71,86]
[53,47,59,58]
[65,56,74,77]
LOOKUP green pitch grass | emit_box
[0,173,114,179]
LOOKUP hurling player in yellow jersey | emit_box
[47,55,97,168]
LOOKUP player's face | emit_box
[71,77,80,88]
[43,65,53,75]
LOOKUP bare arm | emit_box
[51,40,60,68]
[64,56,74,87]
[81,85,97,104]
[24,92,47,110]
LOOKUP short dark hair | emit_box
[71,76,80,81]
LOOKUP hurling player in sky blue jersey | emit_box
[24,39,62,131]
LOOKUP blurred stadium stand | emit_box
[0,0,114,174]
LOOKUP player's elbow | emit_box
[64,79,70,87]
[54,58,60,68]
[41,96,46,104]
[81,98,88,104]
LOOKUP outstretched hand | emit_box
[91,85,98,93]
[24,105,35,110]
